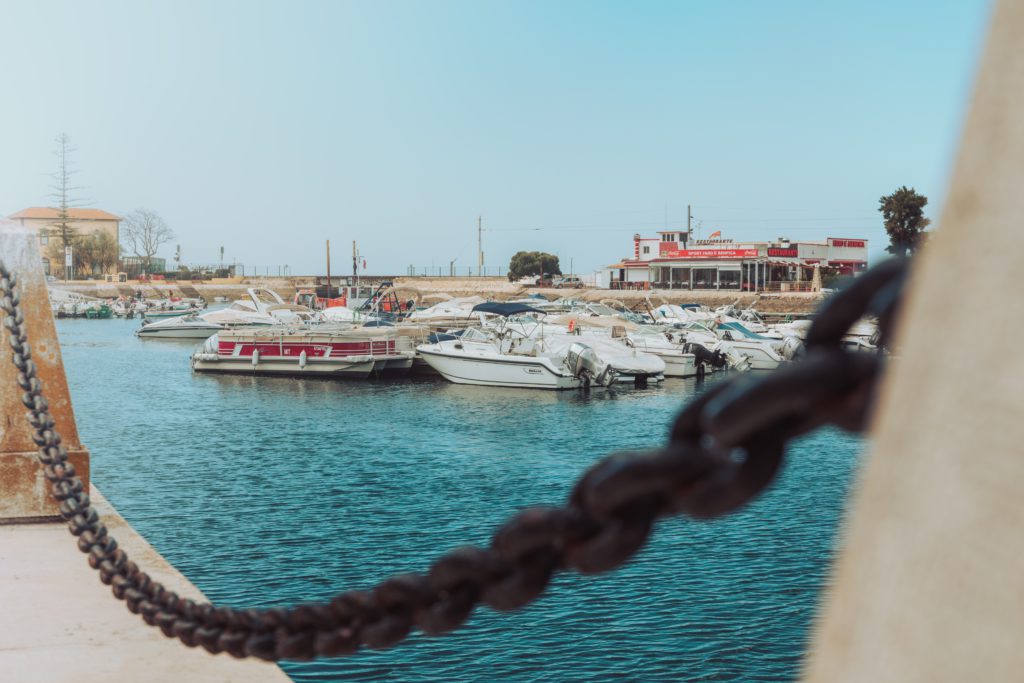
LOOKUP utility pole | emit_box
[477,215,483,278]
[352,240,359,288]
[687,204,692,246]
[326,240,332,297]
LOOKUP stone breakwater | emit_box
[55,276,823,315]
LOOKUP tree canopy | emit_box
[123,208,175,272]
[45,231,119,278]
[879,186,931,256]
[507,251,561,282]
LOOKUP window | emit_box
[719,269,741,289]
[642,246,650,254]
[39,230,49,245]
[41,257,50,275]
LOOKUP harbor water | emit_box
[56,317,864,682]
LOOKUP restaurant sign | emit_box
[767,247,798,257]
[659,248,758,259]
[829,238,866,248]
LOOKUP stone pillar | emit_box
[804,0,1024,679]
[0,220,89,522]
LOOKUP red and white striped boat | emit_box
[191,326,415,378]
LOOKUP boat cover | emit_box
[471,302,547,316]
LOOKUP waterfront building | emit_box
[8,207,121,276]
[605,231,868,291]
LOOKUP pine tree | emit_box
[49,133,83,278]
[879,186,931,256]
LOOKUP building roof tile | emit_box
[9,207,121,221]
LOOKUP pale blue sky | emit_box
[0,1,991,275]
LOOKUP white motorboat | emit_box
[621,330,699,378]
[673,320,802,371]
[141,298,205,319]
[417,303,665,389]
[651,303,715,325]
[405,296,487,329]
[137,288,318,339]
[417,332,584,389]
[136,314,227,339]
[517,319,665,384]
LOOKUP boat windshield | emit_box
[585,303,618,316]
[740,310,765,324]
[461,328,492,342]
[683,322,715,335]
[718,321,770,340]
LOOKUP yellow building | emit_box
[8,207,121,276]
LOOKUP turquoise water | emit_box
[54,318,864,682]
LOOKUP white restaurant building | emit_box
[603,231,868,291]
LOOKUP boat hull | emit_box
[138,326,220,339]
[651,352,698,378]
[418,348,581,390]
[192,354,378,378]
[728,342,784,371]
[191,328,413,378]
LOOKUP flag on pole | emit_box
[708,230,722,239]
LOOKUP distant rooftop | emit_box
[9,207,121,221]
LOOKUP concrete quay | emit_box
[0,487,293,683]
[1,221,291,682]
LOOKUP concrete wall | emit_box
[53,276,824,314]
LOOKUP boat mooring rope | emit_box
[0,258,907,661]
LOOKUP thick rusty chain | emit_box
[0,258,907,661]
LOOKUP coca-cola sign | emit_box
[659,249,758,259]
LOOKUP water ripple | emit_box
[56,318,863,682]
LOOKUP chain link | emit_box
[0,258,907,661]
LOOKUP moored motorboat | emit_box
[416,333,583,389]
[417,302,665,389]
[142,306,202,320]
[137,288,319,339]
[624,337,698,378]
[136,314,225,339]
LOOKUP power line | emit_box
[696,217,878,222]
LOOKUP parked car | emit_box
[553,276,583,289]
[533,273,555,287]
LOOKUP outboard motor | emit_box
[569,344,614,387]
[780,335,805,361]
[685,342,728,370]
[711,341,752,372]
[564,341,605,386]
